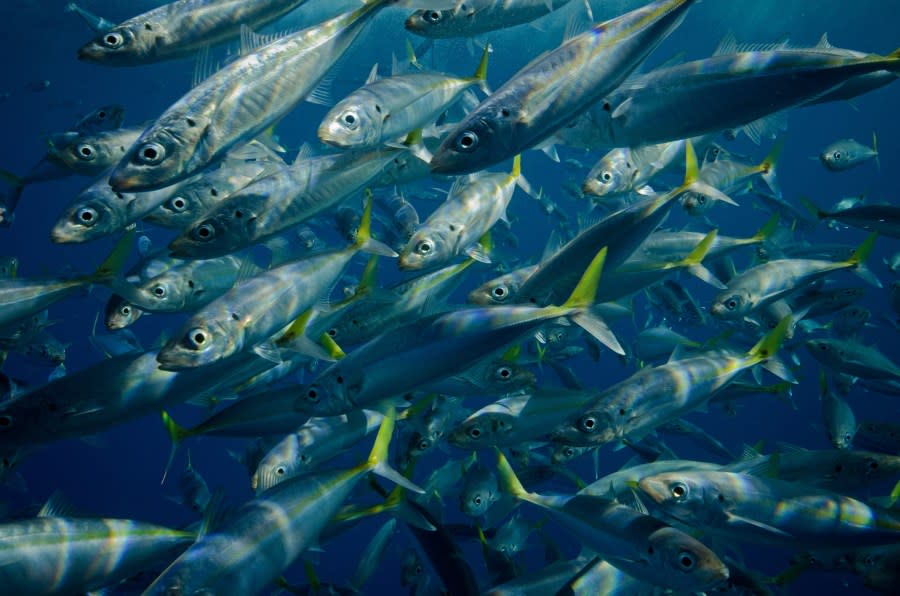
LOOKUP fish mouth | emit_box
[50,224,80,244]
[156,347,199,372]
[77,44,101,61]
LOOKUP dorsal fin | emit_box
[816,33,834,49]
[365,62,379,84]
[713,32,739,56]
[191,45,219,88]
[38,491,86,518]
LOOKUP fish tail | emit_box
[758,138,785,197]
[355,190,397,257]
[747,315,791,365]
[872,130,880,172]
[668,139,738,206]
[845,232,877,267]
[798,195,827,220]
[92,229,135,282]
[495,447,529,501]
[749,213,780,243]
[365,407,424,493]
[471,43,492,94]
[561,247,607,310]
[160,410,193,485]
[404,39,422,71]
[682,230,724,287]
[0,167,23,188]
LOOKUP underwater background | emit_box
[0,0,898,593]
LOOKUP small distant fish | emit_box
[820,132,879,171]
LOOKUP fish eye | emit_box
[170,197,187,211]
[697,196,707,204]
[424,10,442,22]
[473,496,482,506]
[327,328,337,337]
[102,31,125,48]
[864,554,877,567]
[495,366,512,380]
[467,426,482,439]
[416,240,432,254]
[185,328,208,349]
[120,305,131,316]
[417,439,430,451]
[492,285,507,299]
[75,143,96,161]
[137,142,166,164]
[275,466,286,475]
[193,223,215,241]
[341,111,359,129]
[677,551,696,570]
[579,415,598,433]
[832,151,842,160]
[76,207,98,225]
[300,453,310,463]
[151,285,167,298]
[671,482,687,499]
[456,131,479,152]
[306,388,320,403]
[600,171,612,183]
[726,299,737,310]
[866,458,879,471]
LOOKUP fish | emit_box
[157,195,394,370]
[405,0,576,39]
[555,42,900,149]
[802,197,900,238]
[319,44,490,149]
[109,0,396,191]
[167,146,412,259]
[296,247,622,416]
[496,449,730,591]
[430,0,697,174]
[0,498,196,595]
[710,233,877,320]
[637,469,900,547]
[400,155,527,269]
[252,409,383,493]
[806,337,900,381]
[77,0,312,66]
[550,317,791,448]
[820,132,879,171]
[142,411,422,595]
[0,233,131,329]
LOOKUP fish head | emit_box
[805,338,841,363]
[680,191,714,216]
[252,435,303,495]
[572,409,617,444]
[295,367,358,417]
[136,273,191,312]
[460,483,497,517]
[645,526,730,591]
[157,317,237,371]
[318,102,382,148]
[77,21,160,64]
[399,227,453,270]
[637,472,707,520]
[449,415,506,448]
[711,290,751,319]
[110,111,207,192]
[583,154,632,196]
[467,273,518,305]
[485,360,536,393]
[51,196,121,243]
[404,10,456,36]
[104,295,141,330]
[168,198,259,259]
[431,107,515,175]
[53,134,107,171]
[551,444,586,465]
[157,190,196,221]
[405,431,437,460]
[820,146,847,170]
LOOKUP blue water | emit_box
[0,0,898,594]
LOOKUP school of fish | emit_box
[0,0,899,594]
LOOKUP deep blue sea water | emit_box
[0,0,898,594]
